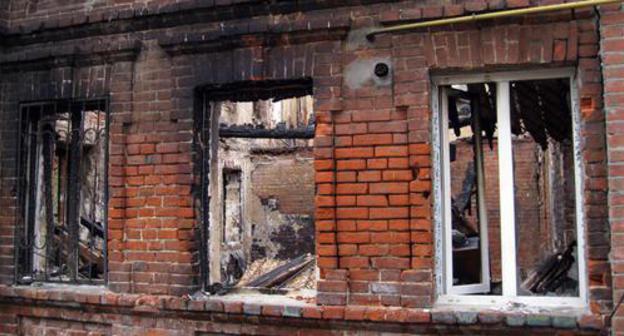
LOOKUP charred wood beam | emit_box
[80,217,104,238]
[196,91,211,290]
[247,254,314,288]
[521,241,576,294]
[276,259,315,289]
[448,96,461,137]
[249,147,312,155]
[201,78,312,103]
[219,124,315,139]
[468,83,497,148]
[24,109,40,275]
[53,227,103,273]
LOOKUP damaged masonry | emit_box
[1,0,623,334]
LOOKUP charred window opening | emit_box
[438,71,585,304]
[16,99,108,284]
[196,79,316,295]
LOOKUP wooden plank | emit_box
[247,254,313,288]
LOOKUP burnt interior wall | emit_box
[206,96,316,288]
[249,155,315,261]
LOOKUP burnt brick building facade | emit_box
[0,0,623,335]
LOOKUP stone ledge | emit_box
[0,284,605,331]
[431,307,605,332]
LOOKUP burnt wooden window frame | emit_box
[14,97,110,285]
[193,78,314,294]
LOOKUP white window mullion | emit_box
[440,87,454,295]
[497,81,518,297]
[473,97,491,294]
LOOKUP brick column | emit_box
[600,3,624,334]
[107,41,195,295]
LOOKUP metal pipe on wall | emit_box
[367,0,622,40]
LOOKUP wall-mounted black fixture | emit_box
[374,62,389,78]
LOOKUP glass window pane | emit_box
[446,83,502,294]
[509,78,579,297]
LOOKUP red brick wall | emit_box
[106,40,196,296]
[315,9,609,313]
[0,0,615,334]
[601,3,624,335]
[19,316,111,336]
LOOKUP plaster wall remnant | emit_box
[344,57,393,90]
[207,95,315,290]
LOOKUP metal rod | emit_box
[367,0,622,39]
[66,102,84,282]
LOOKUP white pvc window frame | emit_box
[432,68,588,308]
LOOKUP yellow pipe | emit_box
[367,0,622,39]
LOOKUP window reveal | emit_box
[16,99,108,284]
[437,70,585,304]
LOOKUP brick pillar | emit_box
[316,32,433,307]
[108,41,195,295]
[601,3,624,334]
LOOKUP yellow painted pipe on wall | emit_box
[367,0,623,40]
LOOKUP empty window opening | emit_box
[437,70,585,305]
[197,80,315,295]
[16,99,108,284]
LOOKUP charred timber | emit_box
[219,123,315,139]
[247,254,314,288]
[521,240,576,294]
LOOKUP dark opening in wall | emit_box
[15,98,109,285]
[195,79,316,295]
